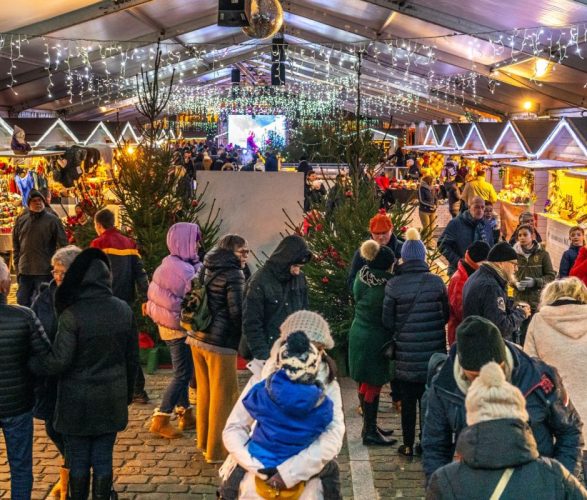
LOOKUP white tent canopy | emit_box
[0,0,585,123]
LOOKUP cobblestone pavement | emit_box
[0,370,360,499]
[371,396,426,499]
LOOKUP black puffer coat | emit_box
[243,235,311,360]
[382,260,449,383]
[427,418,587,499]
[0,305,50,418]
[382,260,448,384]
[29,249,139,436]
[191,247,245,350]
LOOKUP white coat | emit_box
[221,342,345,499]
[524,302,587,445]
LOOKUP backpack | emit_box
[180,268,221,334]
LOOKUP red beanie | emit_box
[369,209,393,233]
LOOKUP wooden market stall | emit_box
[498,159,578,243]
[462,153,527,193]
[0,150,64,262]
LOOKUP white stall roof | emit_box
[403,145,451,151]
[566,170,587,179]
[504,159,587,170]
[439,149,484,156]
[462,153,526,160]
[0,150,64,158]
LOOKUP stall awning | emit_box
[0,150,64,157]
[463,153,526,160]
[439,149,484,156]
[565,169,587,179]
[403,145,450,151]
[503,159,586,170]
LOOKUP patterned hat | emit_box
[280,310,334,350]
[277,331,321,383]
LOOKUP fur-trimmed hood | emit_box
[55,248,112,314]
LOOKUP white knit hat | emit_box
[279,310,334,350]
[465,362,528,426]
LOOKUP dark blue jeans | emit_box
[160,338,193,413]
[0,411,33,500]
[16,274,51,307]
[64,433,117,478]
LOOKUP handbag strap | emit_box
[394,273,426,335]
[489,468,514,500]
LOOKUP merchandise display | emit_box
[497,166,537,205]
[544,169,587,224]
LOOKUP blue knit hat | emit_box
[401,228,426,261]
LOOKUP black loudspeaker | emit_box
[231,68,241,85]
[218,0,248,27]
[271,36,286,86]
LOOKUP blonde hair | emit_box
[540,277,587,307]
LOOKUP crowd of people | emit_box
[1,159,587,499]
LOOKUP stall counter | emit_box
[540,212,586,272]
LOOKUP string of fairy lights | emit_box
[0,21,586,119]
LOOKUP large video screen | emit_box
[228,114,286,148]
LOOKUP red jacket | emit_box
[90,228,148,303]
[447,259,476,346]
[569,246,587,286]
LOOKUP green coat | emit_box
[349,267,393,386]
[514,242,556,311]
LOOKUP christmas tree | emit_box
[110,42,220,275]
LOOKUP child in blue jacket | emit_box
[559,226,585,278]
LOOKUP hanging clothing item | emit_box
[55,146,86,187]
[15,172,34,207]
[83,148,101,173]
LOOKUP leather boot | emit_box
[362,401,397,446]
[149,411,182,439]
[373,396,394,437]
[176,406,196,431]
[92,474,113,500]
[359,394,394,437]
[68,475,90,500]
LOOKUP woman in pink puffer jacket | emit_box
[146,222,203,438]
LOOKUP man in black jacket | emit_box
[462,242,529,341]
[422,316,583,483]
[13,190,68,306]
[243,235,311,364]
[347,210,403,290]
[0,301,51,498]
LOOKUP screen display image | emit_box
[228,114,286,149]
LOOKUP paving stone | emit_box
[0,368,423,498]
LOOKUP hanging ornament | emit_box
[242,0,284,40]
